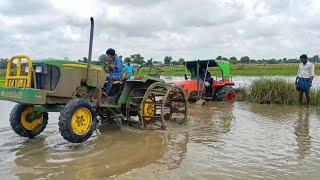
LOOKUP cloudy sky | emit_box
[0,0,319,61]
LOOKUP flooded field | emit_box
[1,100,320,179]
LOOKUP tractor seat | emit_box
[112,73,127,86]
[104,73,126,86]
[112,81,122,85]
[104,80,122,85]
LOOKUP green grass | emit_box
[160,63,320,76]
[238,78,320,106]
[229,63,309,76]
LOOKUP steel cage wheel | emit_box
[162,84,188,125]
[139,82,169,129]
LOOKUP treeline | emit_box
[98,54,185,66]
[218,55,320,64]
[98,54,320,65]
[0,58,8,69]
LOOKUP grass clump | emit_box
[238,78,320,106]
[250,79,297,105]
[310,90,320,106]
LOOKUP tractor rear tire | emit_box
[224,85,236,101]
[58,99,96,143]
[216,85,235,101]
[10,104,48,138]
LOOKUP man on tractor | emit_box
[124,58,135,80]
[103,48,123,95]
[199,66,213,87]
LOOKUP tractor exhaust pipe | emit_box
[85,17,94,82]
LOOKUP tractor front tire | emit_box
[10,104,48,138]
[58,99,96,143]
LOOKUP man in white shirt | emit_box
[295,54,315,105]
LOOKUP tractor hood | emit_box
[33,59,103,70]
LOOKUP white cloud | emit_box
[0,0,319,61]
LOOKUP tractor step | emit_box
[130,96,144,99]
[142,115,162,118]
[128,108,139,111]
[202,96,213,100]
[129,102,139,106]
[147,90,167,95]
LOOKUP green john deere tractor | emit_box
[0,18,187,143]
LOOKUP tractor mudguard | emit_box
[0,87,46,104]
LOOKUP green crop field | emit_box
[160,63,319,76]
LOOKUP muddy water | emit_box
[1,100,320,179]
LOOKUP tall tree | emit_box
[171,61,180,66]
[130,54,145,64]
[0,58,8,69]
[216,56,228,61]
[146,58,153,65]
[229,57,237,64]
[83,57,88,63]
[178,58,185,65]
[240,56,250,64]
[98,54,107,63]
[282,58,288,63]
[313,55,319,63]
[164,56,173,65]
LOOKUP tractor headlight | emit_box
[35,66,43,73]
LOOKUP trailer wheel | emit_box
[59,99,96,143]
[10,104,48,138]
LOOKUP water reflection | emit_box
[187,102,234,147]
[14,137,52,180]
[188,102,234,127]
[294,108,311,162]
[161,132,188,170]
[248,103,297,119]
[6,123,191,179]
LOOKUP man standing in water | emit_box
[295,54,315,105]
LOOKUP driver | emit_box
[103,48,123,95]
[199,66,212,86]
